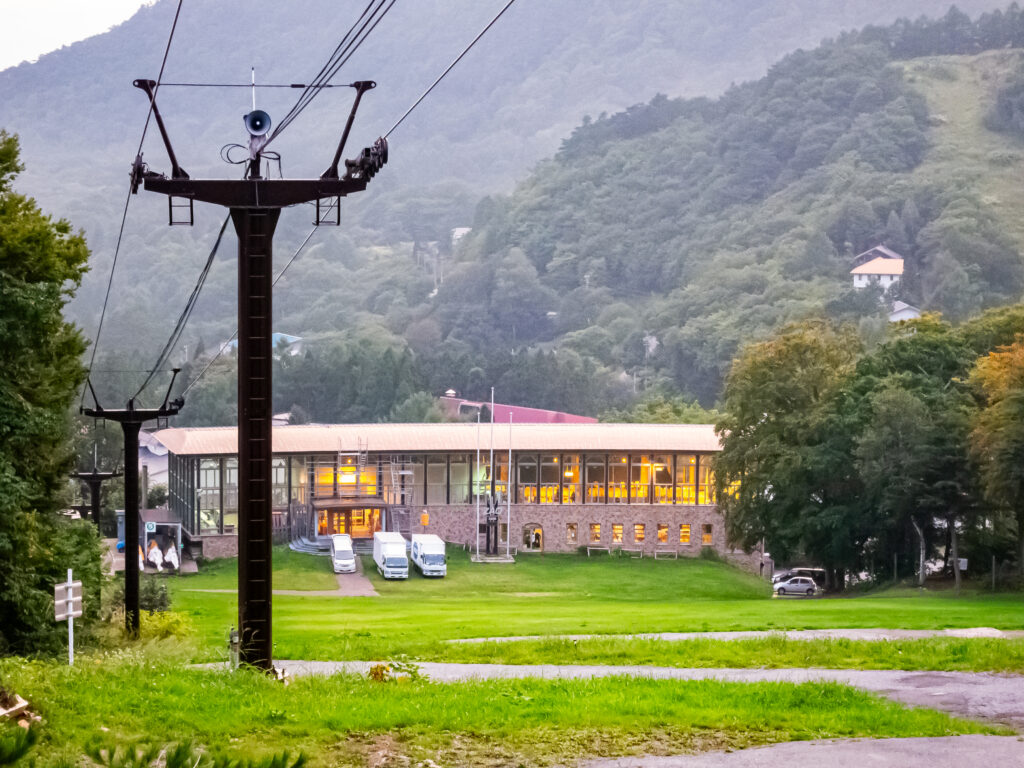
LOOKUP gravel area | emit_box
[577,735,1024,767]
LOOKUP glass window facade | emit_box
[702,523,713,545]
[698,460,715,504]
[653,455,673,504]
[634,523,645,543]
[540,455,560,504]
[675,454,696,504]
[612,523,623,543]
[657,523,668,543]
[518,454,538,504]
[449,454,471,504]
[165,450,728,539]
[630,455,651,504]
[426,456,447,505]
[608,454,628,503]
[567,523,578,543]
[585,455,606,503]
[589,523,601,542]
[562,454,581,504]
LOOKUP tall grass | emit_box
[0,656,1001,767]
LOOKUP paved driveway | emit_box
[578,735,1024,767]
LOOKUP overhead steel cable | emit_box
[132,214,231,401]
[180,226,318,397]
[268,0,384,139]
[80,0,185,409]
[384,0,519,139]
[262,0,398,150]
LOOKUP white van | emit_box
[372,531,409,579]
[411,534,447,577]
[330,533,356,574]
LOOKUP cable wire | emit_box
[132,214,231,400]
[161,81,354,88]
[263,0,398,151]
[180,227,318,397]
[80,0,185,409]
[269,0,379,137]
[384,0,518,138]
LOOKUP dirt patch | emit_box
[330,727,776,768]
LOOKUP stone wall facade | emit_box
[191,503,768,576]
[409,503,767,575]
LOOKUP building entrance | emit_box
[317,507,382,537]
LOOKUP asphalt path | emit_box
[273,661,1024,731]
[577,735,1024,767]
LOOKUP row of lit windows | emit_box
[565,522,713,545]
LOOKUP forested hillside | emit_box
[448,6,1024,403]
[4,1,1024,421]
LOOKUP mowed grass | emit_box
[181,546,338,591]
[1,656,1003,768]
[168,548,1024,663]
[435,635,1024,672]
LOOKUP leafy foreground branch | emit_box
[0,657,1003,767]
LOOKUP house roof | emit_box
[851,257,904,276]
[855,245,903,261]
[152,422,721,457]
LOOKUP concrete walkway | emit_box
[272,661,1024,731]
[450,627,1024,643]
[579,735,1024,767]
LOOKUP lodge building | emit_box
[154,423,762,570]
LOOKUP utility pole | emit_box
[72,445,122,528]
[82,373,182,638]
[131,77,386,670]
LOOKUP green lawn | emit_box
[182,546,338,591]
[168,549,1024,663]
[1,657,1003,768]
[434,635,1024,672]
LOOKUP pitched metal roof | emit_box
[851,256,904,276]
[152,422,721,456]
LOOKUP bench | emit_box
[619,547,644,559]
[586,546,612,557]
[653,548,679,560]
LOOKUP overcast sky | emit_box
[0,0,150,71]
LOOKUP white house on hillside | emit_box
[889,300,921,322]
[851,256,903,290]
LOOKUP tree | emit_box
[713,319,864,586]
[969,339,1024,577]
[0,131,98,653]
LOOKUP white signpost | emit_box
[54,569,83,666]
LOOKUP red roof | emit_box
[440,396,597,424]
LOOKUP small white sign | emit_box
[958,558,968,572]
[145,521,157,533]
[54,581,83,621]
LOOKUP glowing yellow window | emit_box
[702,524,713,546]
[612,524,623,544]
[657,524,668,543]
[680,524,691,545]
[634,523,645,543]
[589,523,601,543]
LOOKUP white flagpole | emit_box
[475,411,480,558]
[507,414,512,558]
